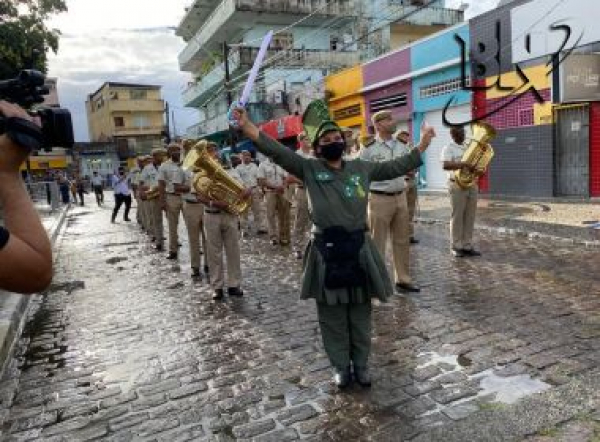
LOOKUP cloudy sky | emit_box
[47,0,497,142]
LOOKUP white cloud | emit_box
[47,16,198,141]
[445,0,499,19]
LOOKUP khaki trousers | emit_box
[405,178,418,238]
[149,199,164,247]
[241,188,265,233]
[204,211,241,290]
[183,201,205,269]
[368,192,411,285]
[293,187,310,250]
[166,194,183,254]
[449,181,478,250]
[134,195,142,224]
[266,192,291,244]
[141,199,152,233]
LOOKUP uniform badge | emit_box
[345,174,366,199]
[315,171,333,182]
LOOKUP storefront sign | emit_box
[560,54,600,102]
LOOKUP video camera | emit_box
[0,69,74,151]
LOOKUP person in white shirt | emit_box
[441,126,481,258]
[111,167,132,223]
[397,130,419,244]
[288,132,313,259]
[360,110,420,294]
[258,157,290,246]
[236,150,266,236]
[158,143,186,260]
[91,171,104,206]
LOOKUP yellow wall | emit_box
[534,102,554,125]
[485,64,551,99]
[325,66,367,135]
[20,157,68,171]
[87,84,165,141]
[390,24,446,50]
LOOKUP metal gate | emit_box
[555,105,590,197]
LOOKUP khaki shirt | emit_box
[129,167,141,187]
[140,164,159,188]
[236,162,260,188]
[257,160,287,188]
[359,136,410,192]
[441,141,467,180]
[158,160,185,194]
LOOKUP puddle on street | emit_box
[472,369,551,404]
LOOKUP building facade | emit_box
[325,66,367,137]
[85,83,166,157]
[177,0,359,142]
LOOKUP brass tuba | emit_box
[182,140,250,216]
[454,121,496,190]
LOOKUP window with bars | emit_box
[369,93,407,113]
[333,104,362,120]
[419,77,470,99]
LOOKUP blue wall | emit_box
[410,24,470,184]
[411,23,469,71]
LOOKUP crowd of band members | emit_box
[116,111,479,301]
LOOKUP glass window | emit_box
[114,117,124,127]
[130,90,147,100]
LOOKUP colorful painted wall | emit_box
[325,66,367,135]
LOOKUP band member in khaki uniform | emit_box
[397,130,419,244]
[258,157,290,246]
[140,148,166,251]
[138,156,154,234]
[180,167,205,278]
[236,150,266,236]
[198,143,247,300]
[441,126,481,258]
[158,143,185,260]
[130,157,144,226]
[360,110,420,293]
[289,132,312,259]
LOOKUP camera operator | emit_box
[0,100,53,294]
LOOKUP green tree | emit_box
[0,0,68,79]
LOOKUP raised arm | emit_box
[366,127,435,181]
[231,107,306,179]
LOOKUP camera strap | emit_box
[3,117,43,152]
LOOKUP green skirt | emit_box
[300,235,393,305]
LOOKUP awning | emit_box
[259,115,304,140]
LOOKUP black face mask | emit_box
[318,141,346,161]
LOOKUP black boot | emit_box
[213,289,224,301]
[353,366,372,387]
[333,367,352,389]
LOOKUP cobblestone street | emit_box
[0,201,599,441]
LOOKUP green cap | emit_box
[302,99,341,146]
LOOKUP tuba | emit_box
[182,140,250,216]
[454,121,496,190]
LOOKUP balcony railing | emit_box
[194,102,273,136]
[179,0,357,71]
[113,126,164,135]
[239,47,360,70]
[387,5,464,27]
[108,99,164,113]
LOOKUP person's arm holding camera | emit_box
[0,100,52,294]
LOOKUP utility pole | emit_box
[164,101,171,144]
[223,41,235,149]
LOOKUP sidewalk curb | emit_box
[0,205,70,377]
[416,217,600,249]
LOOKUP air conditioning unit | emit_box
[273,90,285,104]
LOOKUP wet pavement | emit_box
[0,200,599,441]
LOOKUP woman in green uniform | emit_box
[231,101,435,388]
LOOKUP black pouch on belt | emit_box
[314,226,366,290]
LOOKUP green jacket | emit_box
[255,132,423,304]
